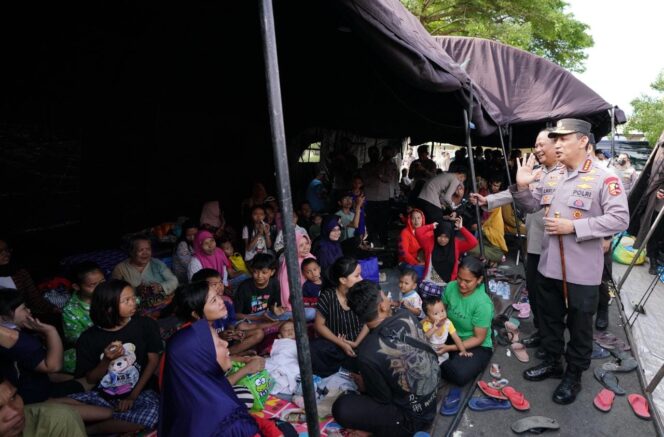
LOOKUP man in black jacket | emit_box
[332,281,440,437]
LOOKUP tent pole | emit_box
[616,206,664,294]
[463,108,486,263]
[498,125,525,263]
[258,1,320,435]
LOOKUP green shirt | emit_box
[23,403,86,437]
[62,293,92,373]
[442,281,493,349]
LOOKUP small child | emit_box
[265,321,299,395]
[62,261,105,373]
[421,297,472,364]
[335,193,362,241]
[219,238,251,289]
[301,258,322,299]
[399,269,423,318]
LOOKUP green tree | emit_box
[401,0,593,72]
[626,71,664,147]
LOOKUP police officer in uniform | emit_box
[511,119,629,404]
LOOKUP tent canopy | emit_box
[433,36,623,147]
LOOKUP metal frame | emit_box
[259,1,320,434]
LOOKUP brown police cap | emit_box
[548,119,592,137]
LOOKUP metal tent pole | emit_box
[463,112,486,267]
[616,206,664,294]
[258,1,320,435]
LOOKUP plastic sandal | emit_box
[501,386,530,411]
[511,416,560,434]
[490,363,502,379]
[602,356,638,373]
[468,396,512,411]
[440,387,461,416]
[477,380,508,400]
[627,394,652,420]
[505,321,521,343]
[593,367,626,395]
[488,378,509,390]
[591,342,611,359]
[593,388,615,412]
[511,342,530,363]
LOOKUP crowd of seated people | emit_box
[0,151,508,435]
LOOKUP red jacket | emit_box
[415,223,478,281]
[398,209,425,265]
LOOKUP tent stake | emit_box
[259,1,320,435]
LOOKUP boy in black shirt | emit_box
[333,280,440,437]
[233,254,282,330]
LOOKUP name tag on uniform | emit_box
[571,189,592,199]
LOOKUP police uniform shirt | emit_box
[510,157,629,286]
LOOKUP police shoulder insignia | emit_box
[572,210,583,219]
[581,159,593,172]
[604,176,622,196]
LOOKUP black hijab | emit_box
[432,221,455,283]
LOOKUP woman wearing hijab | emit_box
[187,230,231,284]
[159,319,260,437]
[313,216,344,277]
[415,217,478,290]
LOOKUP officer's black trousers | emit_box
[536,273,599,371]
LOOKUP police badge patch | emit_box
[604,176,622,196]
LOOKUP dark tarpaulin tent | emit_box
[275,0,498,145]
[432,36,624,146]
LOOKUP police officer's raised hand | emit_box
[543,216,575,235]
[469,193,487,206]
[516,154,542,190]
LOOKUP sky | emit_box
[566,0,663,115]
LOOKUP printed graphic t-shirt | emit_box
[75,316,162,398]
[233,277,280,315]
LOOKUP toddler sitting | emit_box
[421,297,471,363]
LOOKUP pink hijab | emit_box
[279,231,315,311]
[193,230,230,274]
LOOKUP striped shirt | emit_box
[317,288,363,341]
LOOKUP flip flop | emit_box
[511,342,530,363]
[609,348,633,361]
[502,386,530,411]
[593,388,615,412]
[478,380,508,400]
[469,396,512,411]
[440,387,461,416]
[488,378,510,390]
[514,303,531,319]
[594,367,626,395]
[505,321,521,343]
[490,363,502,379]
[602,356,638,373]
[627,394,652,420]
[592,342,611,359]
[511,416,560,434]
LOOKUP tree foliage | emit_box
[626,71,664,147]
[401,0,593,72]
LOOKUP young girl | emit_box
[278,231,315,315]
[242,205,272,262]
[421,297,471,364]
[313,216,344,279]
[415,216,478,292]
[61,279,162,434]
[187,230,230,284]
[171,220,198,284]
